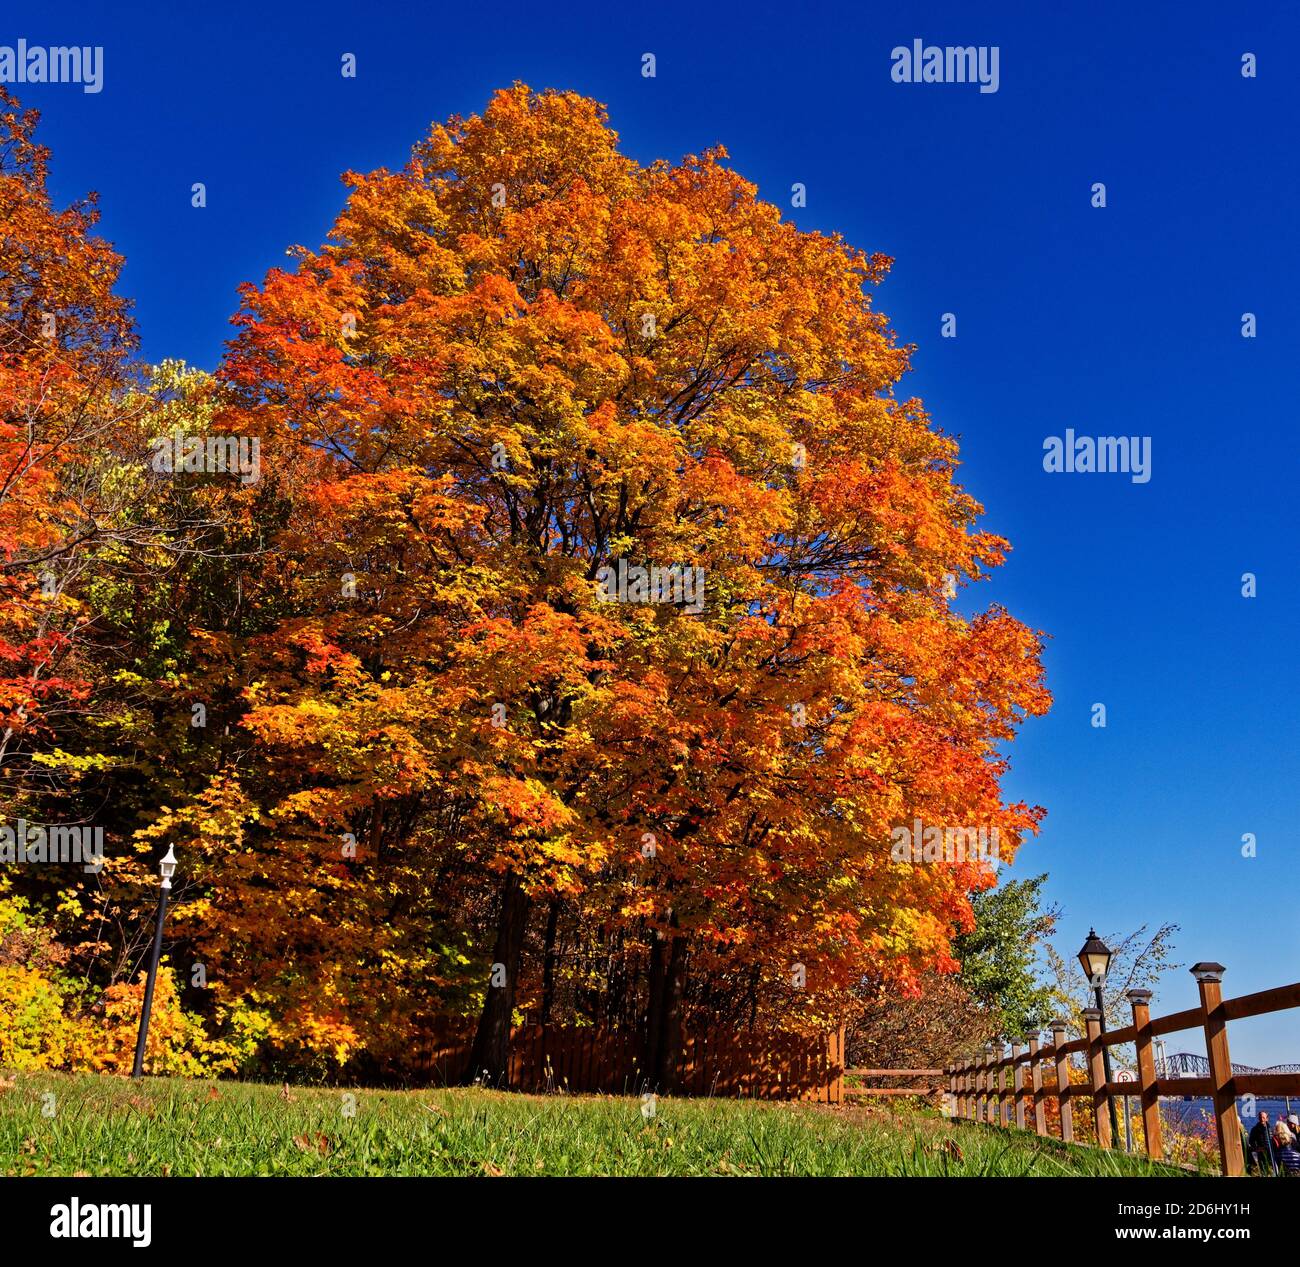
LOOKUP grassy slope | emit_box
[0,1071,1195,1177]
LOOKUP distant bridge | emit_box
[1156,1052,1300,1077]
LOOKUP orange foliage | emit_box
[1,85,1049,1075]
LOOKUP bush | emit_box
[0,891,236,1075]
[0,961,71,1069]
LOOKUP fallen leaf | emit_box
[929,1137,964,1162]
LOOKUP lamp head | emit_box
[1077,928,1112,984]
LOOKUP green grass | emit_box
[0,1071,1192,1177]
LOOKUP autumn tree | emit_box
[0,87,135,799]
[210,85,1050,1083]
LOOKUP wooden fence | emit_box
[946,963,1300,1175]
[406,1021,846,1102]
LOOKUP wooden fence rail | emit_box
[844,1068,943,1098]
[945,962,1300,1176]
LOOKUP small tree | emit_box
[954,873,1059,1039]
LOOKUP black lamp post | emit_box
[1077,927,1121,1144]
[131,845,177,1078]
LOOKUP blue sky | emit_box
[12,0,1299,1061]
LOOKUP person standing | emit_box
[1273,1122,1300,1175]
[1250,1111,1277,1175]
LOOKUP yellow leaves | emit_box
[28,749,116,773]
[482,776,575,838]
[538,835,586,868]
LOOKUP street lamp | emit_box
[1077,928,1121,1143]
[131,845,177,1078]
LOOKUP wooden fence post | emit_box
[997,1043,1010,1127]
[1028,1033,1047,1135]
[1126,988,1163,1161]
[1192,962,1244,1177]
[1012,1040,1026,1130]
[1083,1008,1112,1149]
[1051,1020,1073,1143]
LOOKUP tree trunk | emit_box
[657,932,688,1092]
[540,896,560,1026]
[644,912,688,1092]
[605,928,627,1028]
[467,870,531,1085]
[644,930,667,1091]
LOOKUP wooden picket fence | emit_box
[405,1020,846,1102]
[946,962,1300,1176]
